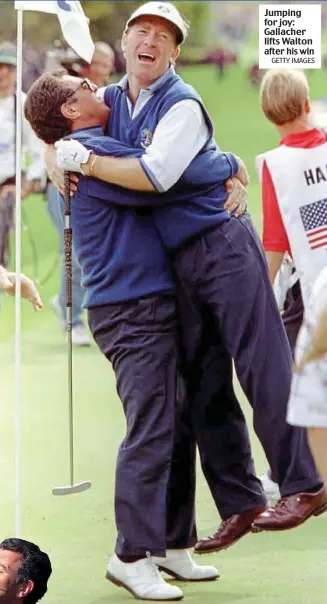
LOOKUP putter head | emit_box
[52,481,91,496]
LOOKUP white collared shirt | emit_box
[0,92,45,186]
[99,68,209,192]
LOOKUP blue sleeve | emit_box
[81,135,143,160]
[181,150,237,187]
[103,84,117,109]
[224,152,239,178]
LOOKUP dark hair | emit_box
[24,69,73,144]
[0,538,52,604]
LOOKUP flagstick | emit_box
[15,7,23,538]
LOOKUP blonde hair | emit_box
[260,69,309,125]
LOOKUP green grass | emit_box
[1,65,326,604]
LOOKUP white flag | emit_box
[15,1,57,13]
[14,1,94,63]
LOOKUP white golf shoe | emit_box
[152,549,220,582]
[71,324,91,347]
[106,554,184,601]
[259,471,280,502]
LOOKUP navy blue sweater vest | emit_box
[104,71,237,249]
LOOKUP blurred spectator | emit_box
[249,63,265,87]
[113,39,126,75]
[0,42,44,269]
[87,41,115,86]
[60,41,115,87]
[22,42,44,92]
[178,46,237,78]
[200,47,237,78]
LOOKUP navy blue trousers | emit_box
[268,281,304,483]
[88,296,196,557]
[173,213,321,498]
[282,280,304,358]
[176,283,267,518]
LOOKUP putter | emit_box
[52,172,91,497]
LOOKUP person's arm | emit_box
[56,100,241,192]
[85,154,155,191]
[262,161,290,284]
[265,251,285,284]
[0,265,11,290]
[0,265,43,310]
[66,135,244,209]
[49,137,248,215]
[45,140,150,195]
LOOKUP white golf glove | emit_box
[55,139,92,174]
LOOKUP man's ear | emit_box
[61,101,80,122]
[304,98,311,114]
[121,32,128,57]
[16,580,34,599]
[172,46,180,63]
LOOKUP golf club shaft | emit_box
[67,305,73,486]
[64,172,74,487]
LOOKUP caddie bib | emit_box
[257,143,327,311]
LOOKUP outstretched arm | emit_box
[0,266,43,311]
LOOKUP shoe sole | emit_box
[157,566,219,582]
[194,526,252,555]
[105,571,183,601]
[251,502,327,533]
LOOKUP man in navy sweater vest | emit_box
[55,0,326,544]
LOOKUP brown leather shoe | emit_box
[194,506,267,554]
[251,487,327,532]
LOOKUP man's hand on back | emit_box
[224,177,247,217]
[235,155,250,187]
[45,144,65,195]
[45,143,80,195]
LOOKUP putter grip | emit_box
[64,171,72,308]
[64,228,72,308]
[64,171,71,216]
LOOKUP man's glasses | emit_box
[66,78,98,101]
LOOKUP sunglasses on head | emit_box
[66,78,98,101]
